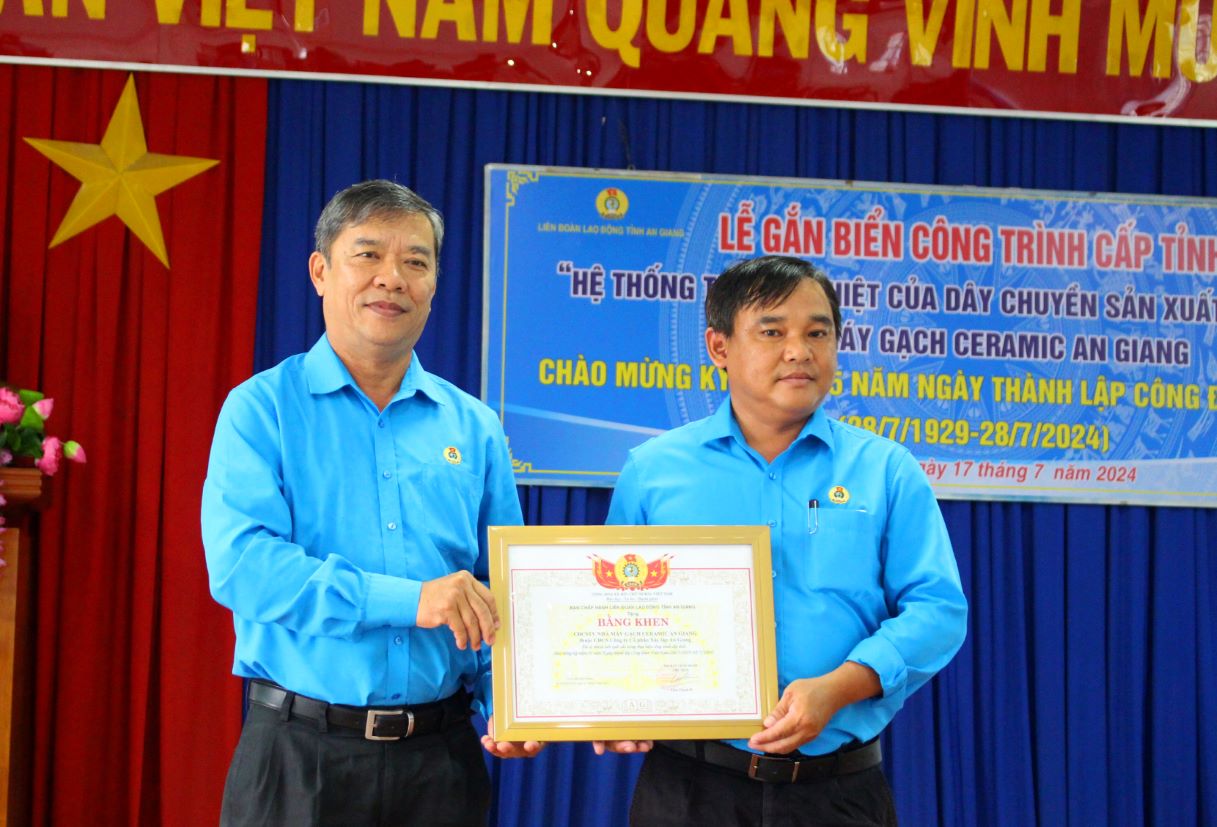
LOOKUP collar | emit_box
[701,397,835,454]
[302,335,442,405]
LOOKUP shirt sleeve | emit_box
[470,420,525,719]
[201,385,418,640]
[606,453,645,525]
[845,450,968,706]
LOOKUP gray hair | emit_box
[314,180,445,263]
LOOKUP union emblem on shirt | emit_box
[828,485,850,505]
[443,446,462,465]
[589,552,671,590]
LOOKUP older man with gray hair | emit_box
[203,180,538,826]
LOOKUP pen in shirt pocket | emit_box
[807,498,819,535]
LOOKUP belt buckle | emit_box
[747,754,799,783]
[747,754,762,780]
[364,709,414,741]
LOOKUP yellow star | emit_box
[24,74,219,268]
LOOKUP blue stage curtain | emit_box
[256,81,1217,827]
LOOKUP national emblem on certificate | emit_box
[488,525,778,742]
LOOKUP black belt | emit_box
[247,680,471,741]
[658,737,882,784]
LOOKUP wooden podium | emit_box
[0,468,45,827]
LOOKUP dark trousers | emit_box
[220,701,490,827]
[629,744,897,827]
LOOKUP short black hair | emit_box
[705,256,841,339]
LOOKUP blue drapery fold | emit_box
[256,81,1217,827]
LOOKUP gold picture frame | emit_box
[488,524,778,742]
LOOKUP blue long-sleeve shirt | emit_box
[201,335,522,714]
[607,400,967,755]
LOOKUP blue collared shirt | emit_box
[607,400,967,755]
[201,335,522,713]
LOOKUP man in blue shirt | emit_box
[598,255,968,826]
[202,180,538,827]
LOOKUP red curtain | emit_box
[0,65,266,824]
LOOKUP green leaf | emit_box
[17,430,42,456]
[18,406,45,432]
[17,389,44,405]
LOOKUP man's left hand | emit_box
[481,715,545,759]
[746,676,840,754]
[748,662,881,754]
[417,571,499,650]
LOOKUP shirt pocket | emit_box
[804,509,881,595]
[400,461,483,572]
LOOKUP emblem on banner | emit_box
[595,187,629,220]
[590,552,671,590]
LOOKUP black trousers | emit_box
[220,701,490,827]
[629,744,898,827]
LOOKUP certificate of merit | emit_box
[488,525,778,742]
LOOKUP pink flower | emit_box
[33,398,53,419]
[64,441,87,464]
[36,436,62,476]
[0,388,21,426]
[0,449,11,466]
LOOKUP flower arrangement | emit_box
[0,386,86,474]
[1,385,87,571]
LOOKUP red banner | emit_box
[2,1,1217,124]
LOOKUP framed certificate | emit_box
[488,525,778,742]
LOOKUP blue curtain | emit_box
[255,81,1217,827]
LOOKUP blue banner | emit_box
[483,166,1217,507]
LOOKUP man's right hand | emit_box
[417,571,499,650]
[592,740,652,756]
